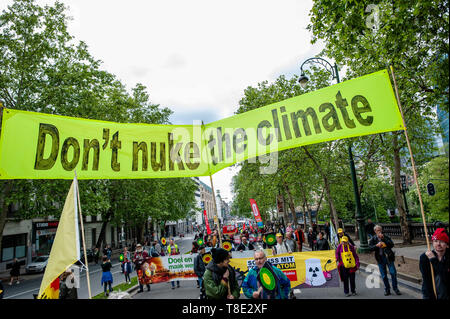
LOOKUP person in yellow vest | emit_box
[167,239,180,289]
[335,236,359,297]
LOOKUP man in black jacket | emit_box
[236,236,254,252]
[194,246,207,289]
[419,228,449,299]
[317,232,330,251]
[368,225,401,296]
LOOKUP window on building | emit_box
[91,215,97,222]
[1,233,27,262]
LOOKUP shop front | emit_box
[32,221,59,257]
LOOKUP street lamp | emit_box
[299,57,370,253]
[400,175,411,221]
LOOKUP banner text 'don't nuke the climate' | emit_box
[0,70,404,179]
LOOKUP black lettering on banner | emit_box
[207,133,218,165]
[257,120,273,146]
[132,142,148,171]
[335,91,356,129]
[61,137,80,171]
[290,107,322,137]
[280,106,292,140]
[102,128,109,150]
[351,95,373,126]
[110,131,121,171]
[35,123,60,170]
[168,133,184,171]
[151,142,166,171]
[82,139,100,170]
[271,109,282,142]
[216,127,232,162]
[233,128,247,154]
[184,142,200,170]
[319,102,343,132]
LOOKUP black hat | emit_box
[211,248,229,264]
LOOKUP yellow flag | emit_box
[37,178,80,299]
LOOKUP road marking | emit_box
[4,287,40,299]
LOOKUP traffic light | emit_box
[427,183,436,196]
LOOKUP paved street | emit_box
[133,235,422,300]
[133,265,422,300]
[2,260,138,299]
[0,234,423,300]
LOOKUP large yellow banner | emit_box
[0,69,403,179]
[229,251,339,289]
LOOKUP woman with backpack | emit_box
[335,236,359,297]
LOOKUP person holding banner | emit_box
[168,239,181,289]
[203,248,240,299]
[242,250,291,299]
[335,236,359,297]
[294,225,305,252]
[419,228,449,300]
[236,236,255,252]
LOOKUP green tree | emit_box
[308,0,449,243]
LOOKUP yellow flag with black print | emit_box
[37,177,80,299]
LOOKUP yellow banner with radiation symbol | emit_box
[229,251,339,289]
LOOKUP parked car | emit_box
[26,255,49,274]
[76,249,94,265]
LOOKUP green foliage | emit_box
[408,156,449,222]
[0,0,196,234]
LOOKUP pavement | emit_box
[0,232,426,299]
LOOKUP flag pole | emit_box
[389,65,437,299]
[74,171,92,299]
[201,121,223,248]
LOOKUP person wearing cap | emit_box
[194,246,207,290]
[335,236,359,297]
[272,233,291,255]
[368,225,401,296]
[337,228,355,246]
[419,227,449,299]
[203,248,240,299]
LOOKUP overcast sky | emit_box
[1,0,324,203]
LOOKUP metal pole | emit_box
[348,146,370,252]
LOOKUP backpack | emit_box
[341,244,356,269]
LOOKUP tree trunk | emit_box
[298,181,314,229]
[283,181,298,226]
[393,133,412,244]
[0,181,13,254]
[302,147,339,231]
[95,210,112,250]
